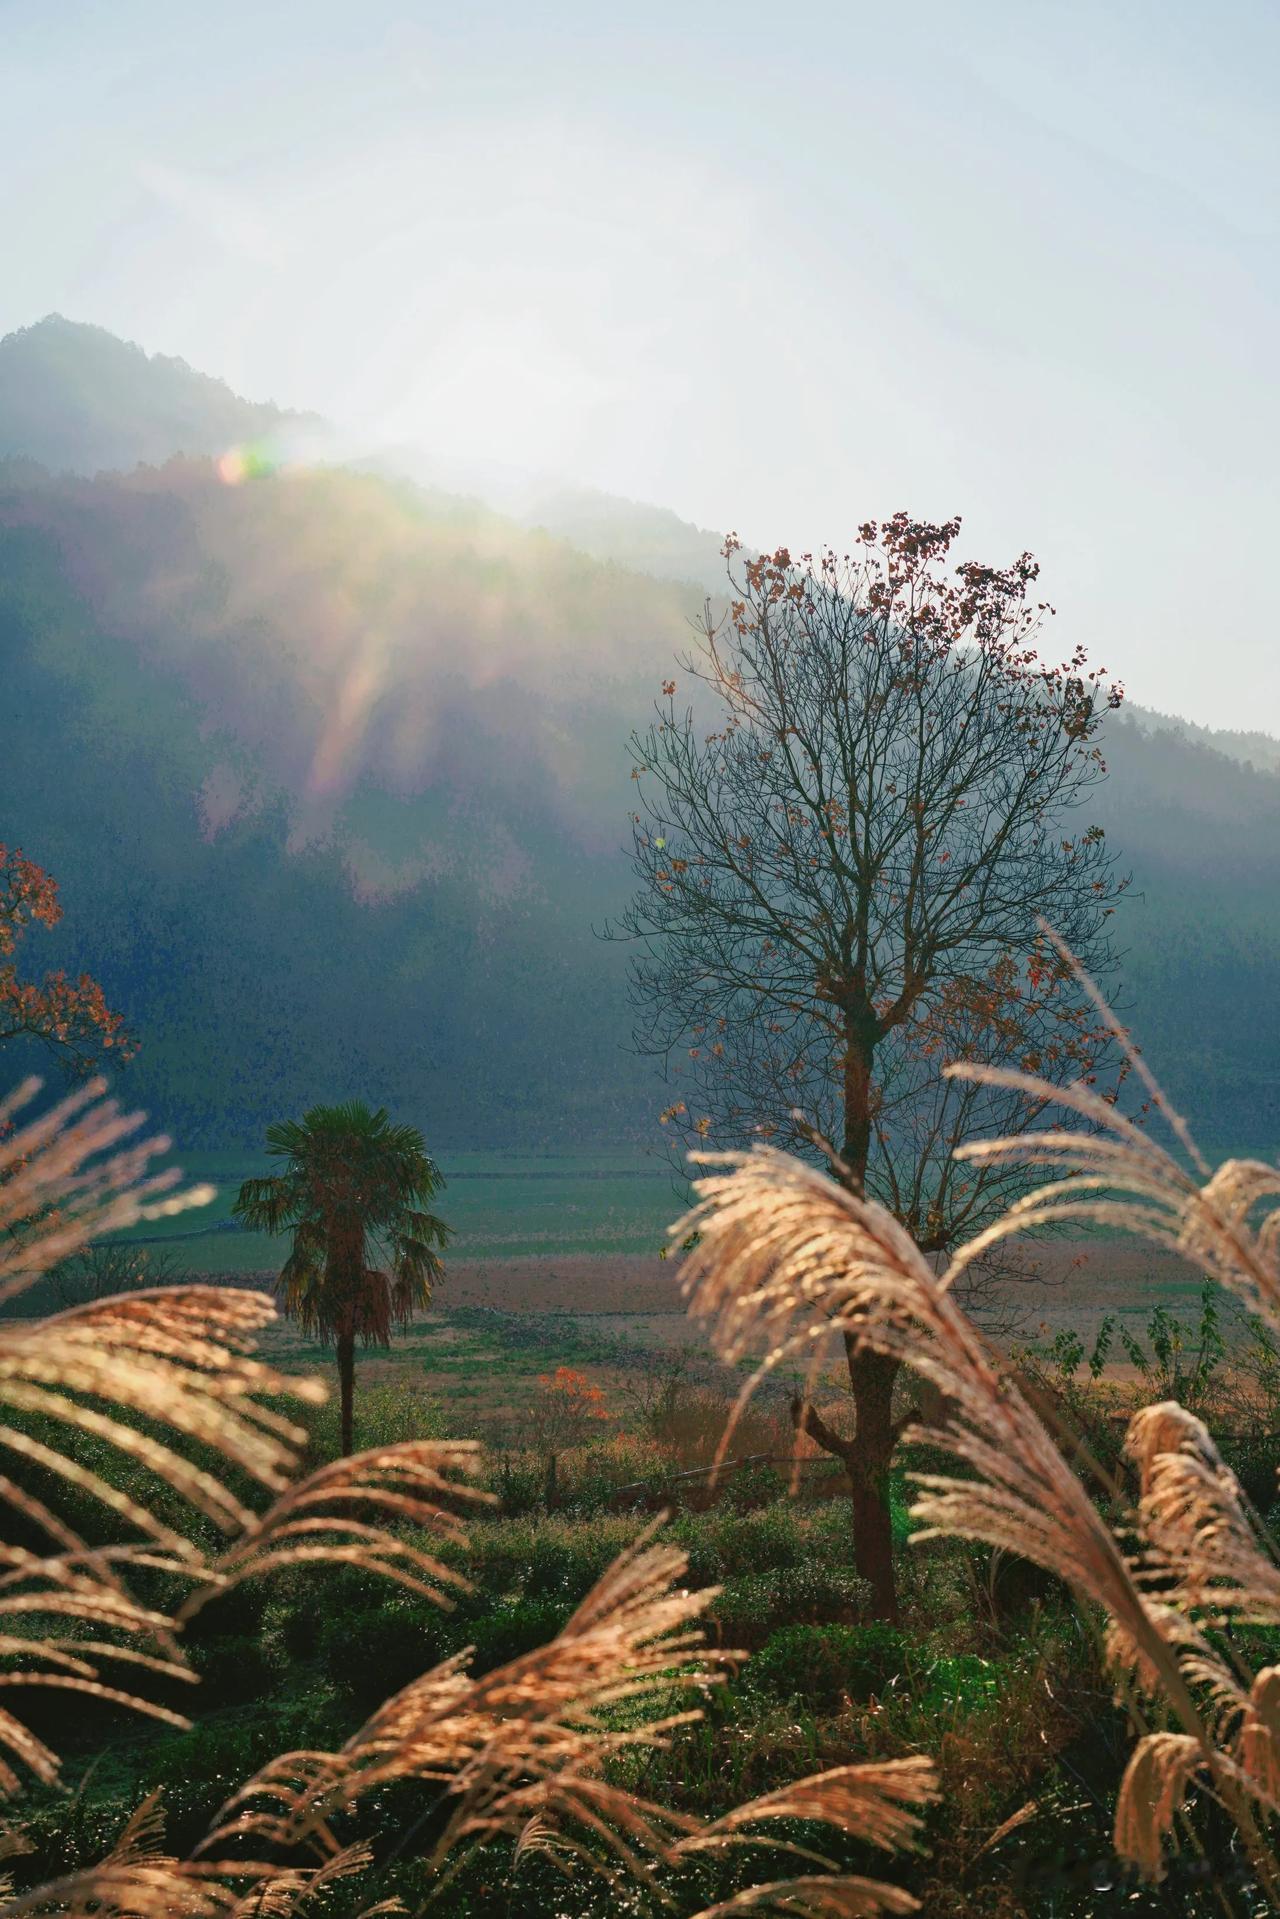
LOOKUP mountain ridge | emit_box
[0,314,324,476]
[1,318,1277,1150]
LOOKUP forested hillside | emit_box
[1,319,1277,1152]
[0,315,322,475]
[1097,713,1280,1147]
[0,458,698,1144]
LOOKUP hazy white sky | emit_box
[4,0,1279,728]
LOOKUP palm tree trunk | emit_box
[336,1330,356,1456]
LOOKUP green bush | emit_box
[714,1561,870,1647]
[746,1622,906,1710]
[188,1629,275,1703]
[465,1513,638,1599]
[1220,1431,1280,1514]
[912,1651,1000,1715]
[671,1500,809,1584]
[323,1590,450,1707]
[301,1379,451,1462]
[484,1450,549,1515]
[256,1557,456,1706]
[465,1594,574,1672]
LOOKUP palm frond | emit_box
[235,1105,450,1361]
[229,1175,304,1236]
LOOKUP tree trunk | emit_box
[330,1216,364,1459]
[842,1042,874,1189]
[792,1018,905,1622]
[337,1330,356,1456]
[791,1343,904,1624]
[846,1342,902,1624]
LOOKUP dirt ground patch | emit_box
[233,1238,1205,1331]
[232,1253,684,1317]
[227,1237,1223,1437]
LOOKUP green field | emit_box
[115,1132,1279,1280]
[117,1148,681,1270]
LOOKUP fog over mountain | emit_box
[0,315,329,478]
[1,317,1276,1149]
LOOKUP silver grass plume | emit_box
[200,1528,935,1910]
[674,1141,1280,1892]
[0,1080,935,1914]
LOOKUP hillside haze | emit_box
[1,318,1278,1152]
[0,315,323,476]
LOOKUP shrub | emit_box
[466,1595,574,1673]
[673,1500,809,1582]
[464,1513,638,1598]
[746,1622,907,1710]
[317,1588,450,1708]
[301,1378,451,1462]
[188,1629,275,1703]
[714,1561,870,1648]
[913,1651,1001,1716]
[523,1366,612,1455]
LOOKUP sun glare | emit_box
[217,442,279,485]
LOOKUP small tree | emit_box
[47,1243,187,1311]
[0,843,134,1073]
[614,514,1127,1618]
[234,1101,449,1454]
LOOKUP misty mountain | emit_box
[0,452,699,1146]
[1,320,1277,1153]
[0,315,324,477]
[512,487,729,595]
[1121,703,1280,780]
[2,318,729,595]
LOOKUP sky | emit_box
[3,0,1279,730]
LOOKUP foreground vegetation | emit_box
[3,1068,1280,1915]
[6,519,1280,1914]
[28,1381,1280,1917]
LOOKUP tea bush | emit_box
[746,1622,907,1710]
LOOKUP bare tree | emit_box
[612,513,1127,1618]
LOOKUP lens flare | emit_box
[216,443,278,485]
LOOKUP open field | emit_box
[117,1149,681,1268]
[117,1145,1247,1319]
[109,1143,1262,1456]
[176,1235,1224,1452]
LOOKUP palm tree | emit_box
[233,1101,449,1454]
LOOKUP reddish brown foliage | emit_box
[0,845,134,1073]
